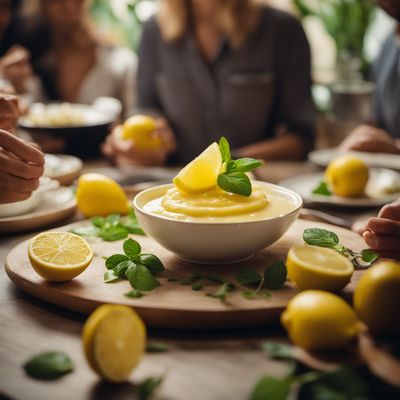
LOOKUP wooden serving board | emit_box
[5,219,367,329]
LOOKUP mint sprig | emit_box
[312,181,332,196]
[71,209,145,242]
[217,137,263,197]
[104,238,165,297]
[303,228,379,269]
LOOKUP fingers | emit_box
[367,217,400,236]
[0,149,44,179]
[0,190,32,204]
[0,172,40,193]
[0,130,44,165]
[378,200,400,221]
[363,231,400,251]
[0,95,19,132]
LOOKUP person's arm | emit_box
[237,16,316,160]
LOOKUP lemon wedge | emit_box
[83,304,146,382]
[28,231,94,282]
[286,244,353,292]
[173,142,222,193]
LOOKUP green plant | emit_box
[293,0,376,76]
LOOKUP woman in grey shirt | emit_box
[105,0,316,165]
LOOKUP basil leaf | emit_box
[217,172,252,197]
[312,181,332,196]
[191,279,203,291]
[140,254,165,273]
[250,376,292,400]
[236,268,262,286]
[146,342,171,353]
[233,158,263,173]
[219,136,231,163]
[207,282,235,302]
[24,352,73,380]
[100,225,128,241]
[361,249,379,264]
[105,254,129,269]
[264,262,287,290]
[123,238,141,258]
[91,216,105,228]
[70,226,99,237]
[225,159,237,173]
[125,289,143,298]
[125,225,146,235]
[104,270,119,283]
[303,228,339,248]
[136,376,163,400]
[114,260,135,277]
[126,263,160,291]
[261,342,295,360]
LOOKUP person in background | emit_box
[104,0,316,166]
[340,0,400,154]
[24,0,136,116]
[0,94,44,203]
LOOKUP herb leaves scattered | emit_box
[303,228,379,269]
[104,238,164,297]
[71,209,145,242]
[24,351,74,380]
[217,137,263,197]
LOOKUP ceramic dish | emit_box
[44,154,83,185]
[279,168,400,208]
[134,181,302,264]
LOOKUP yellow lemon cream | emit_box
[143,184,297,223]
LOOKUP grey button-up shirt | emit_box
[137,7,316,163]
[373,32,400,138]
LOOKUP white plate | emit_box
[0,187,76,233]
[44,154,83,185]
[309,148,400,171]
[279,168,400,208]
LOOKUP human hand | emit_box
[102,117,177,167]
[0,129,44,203]
[0,94,19,132]
[361,199,400,260]
[339,125,400,154]
[0,46,33,94]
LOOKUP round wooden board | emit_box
[5,219,367,329]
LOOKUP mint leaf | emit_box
[91,216,105,228]
[106,213,120,226]
[250,376,292,400]
[139,254,165,273]
[124,209,146,235]
[207,282,235,302]
[191,279,203,291]
[146,342,171,352]
[24,352,73,380]
[180,274,203,285]
[125,289,143,298]
[312,181,332,196]
[126,264,160,291]
[264,262,287,290]
[361,249,379,264]
[261,342,295,360]
[233,158,263,173]
[219,136,231,162]
[100,225,128,241]
[105,254,129,269]
[70,226,99,237]
[104,270,119,283]
[225,159,237,173]
[236,268,262,286]
[135,376,163,400]
[303,228,339,248]
[114,260,135,277]
[217,172,252,196]
[123,238,141,258]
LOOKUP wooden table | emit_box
[0,162,382,400]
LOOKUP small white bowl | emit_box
[134,181,302,264]
[0,177,59,218]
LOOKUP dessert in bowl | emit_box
[134,139,302,264]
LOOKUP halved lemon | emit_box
[173,142,222,193]
[286,244,353,292]
[28,231,94,282]
[83,304,146,382]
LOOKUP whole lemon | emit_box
[325,155,369,197]
[354,260,400,336]
[76,173,129,218]
[121,115,161,150]
[281,290,359,351]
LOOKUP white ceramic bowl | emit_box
[134,181,303,264]
[0,177,59,218]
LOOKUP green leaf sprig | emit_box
[311,181,332,196]
[303,228,379,269]
[24,351,74,380]
[104,238,165,297]
[217,137,263,197]
[71,209,145,242]
[135,376,164,400]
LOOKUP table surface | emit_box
[0,161,382,400]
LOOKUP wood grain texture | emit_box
[6,219,367,329]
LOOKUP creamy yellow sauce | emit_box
[143,184,297,223]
